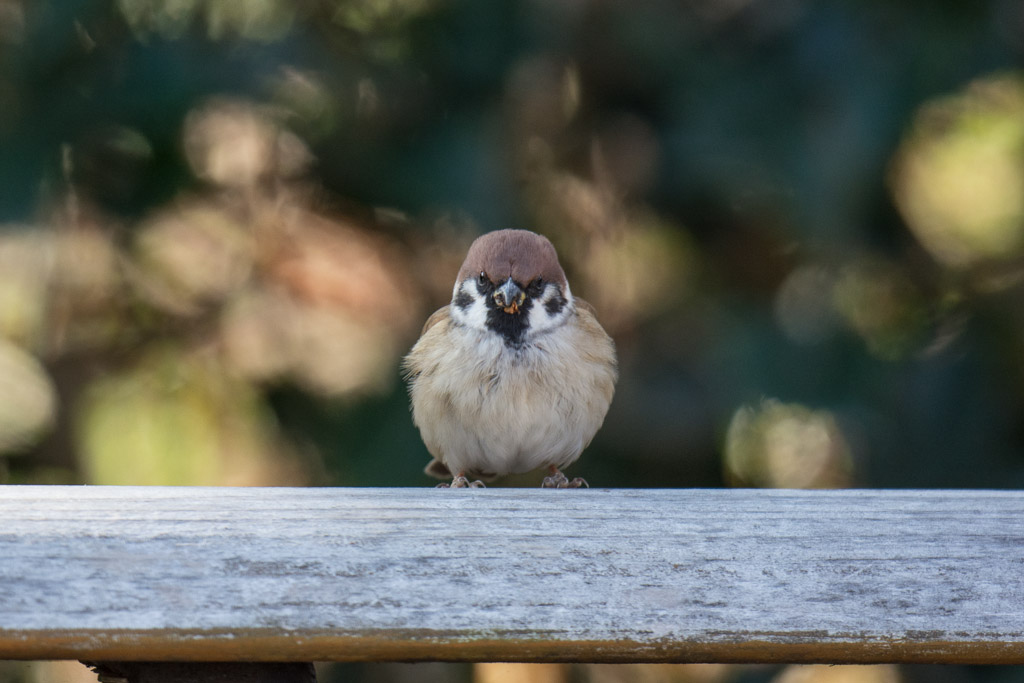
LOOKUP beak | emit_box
[493,278,525,314]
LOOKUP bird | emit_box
[402,229,617,488]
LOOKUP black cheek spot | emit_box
[453,290,473,310]
[544,292,567,316]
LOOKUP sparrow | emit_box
[403,229,617,488]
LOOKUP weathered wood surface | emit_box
[0,486,1022,664]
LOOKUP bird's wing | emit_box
[420,305,451,336]
[424,458,499,482]
[574,297,598,316]
[401,306,450,382]
[424,458,451,479]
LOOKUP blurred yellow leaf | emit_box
[725,399,852,489]
[0,229,51,350]
[75,347,288,485]
[0,338,57,455]
[891,73,1024,270]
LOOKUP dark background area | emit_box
[2,1,1024,682]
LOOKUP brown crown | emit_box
[456,229,567,287]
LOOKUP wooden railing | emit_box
[1,486,1022,681]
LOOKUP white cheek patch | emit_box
[449,278,490,331]
[526,282,573,337]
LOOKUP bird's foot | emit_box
[438,474,485,488]
[541,468,588,489]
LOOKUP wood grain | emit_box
[0,486,1022,664]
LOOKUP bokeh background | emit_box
[2,1,1024,682]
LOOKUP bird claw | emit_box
[541,469,588,489]
[438,475,485,488]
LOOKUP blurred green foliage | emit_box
[1,0,1024,494]
[3,1,1024,681]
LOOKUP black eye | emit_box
[477,271,488,286]
[527,277,544,296]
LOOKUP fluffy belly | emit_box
[411,330,613,477]
[438,391,589,476]
[420,384,594,476]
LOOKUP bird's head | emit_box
[450,229,573,346]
